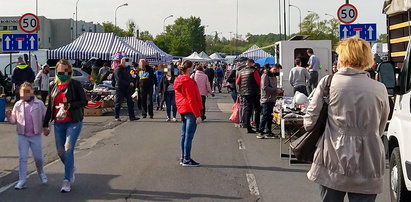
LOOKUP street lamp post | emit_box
[289,4,301,34]
[75,0,80,38]
[235,0,238,54]
[325,13,335,19]
[163,15,173,32]
[115,3,128,28]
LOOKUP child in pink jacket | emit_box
[6,82,48,190]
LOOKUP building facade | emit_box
[0,16,103,52]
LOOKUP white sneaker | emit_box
[14,180,26,190]
[166,117,170,122]
[60,180,71,193]
[39,172,48,184]
[172,118,177,122]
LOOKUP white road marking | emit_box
[246,173,260,196]
[238,139,245,150]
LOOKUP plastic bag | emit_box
[55,103,67,121]
[229,99,240,124]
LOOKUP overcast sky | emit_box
[1,0,387,39]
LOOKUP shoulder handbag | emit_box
[289,75,333,163]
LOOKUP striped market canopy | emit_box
[47,32,142,62]
[238,45,273,61]
[120,37,160,64]
[145,41,173,63]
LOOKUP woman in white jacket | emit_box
[34,64,50,103]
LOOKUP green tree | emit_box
[103,19,136,37]
[378,33,388,43]
[126,19,136,37]
[155,16,206,56]
[140,31,154,41]
[300,12,339,47]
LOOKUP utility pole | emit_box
[346,0,349,3]
[279,0,282,40]
[283,0,286,40]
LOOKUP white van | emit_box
[378,46,411,202]
[0,52,40,77]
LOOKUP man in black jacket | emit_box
[204,64,215,96]
[11,56,35,100]
[236,59,261,133]
[138,59,156,118]
[112,56,138,121]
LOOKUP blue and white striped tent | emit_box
[145,41,173,63]
[238,45,273,61]
[47,32,142,62]
[120,37,160,64]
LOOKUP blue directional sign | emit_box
[339,23,377,42]
[2,34,38,52]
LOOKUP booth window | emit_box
[294,49,310,67]
[0,26,7,30]
[8,26,17,30]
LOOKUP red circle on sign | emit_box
[337,4,358,24]
[19,13,40,33]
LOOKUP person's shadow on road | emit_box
[0,173,242,201]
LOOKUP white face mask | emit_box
[125,62,132,67]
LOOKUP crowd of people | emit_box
[2,36,391,201]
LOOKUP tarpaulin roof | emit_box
[183,52,210,62]
[383,0,411,15]
[198,51,212,61]
[145,41,173,64]
[238,45,273,61]
[47,32,141,61]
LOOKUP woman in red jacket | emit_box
[174,60,203,167]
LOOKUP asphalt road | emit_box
[0,93,391,202]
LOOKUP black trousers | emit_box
[115,89,135,119]
[140,86,154,117]
[243,95,261,130]
[294,85,308,96]
[320,185,377,202]
[201,95,206,119]
[40,91,48,103]
[308,71,319,93]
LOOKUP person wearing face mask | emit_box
[289,58,310,96]
[112,53,138,121]
[6,82,48,190]
[257,64,283,139]
[34,63,50,103]
[43,59,87,193]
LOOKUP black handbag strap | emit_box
[322,75,333,104]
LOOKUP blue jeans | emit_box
[180,113,197,160]
[54,121,83,182]
[165,91,177,118]
[230,88,237,103]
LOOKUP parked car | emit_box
[49,67,93,90]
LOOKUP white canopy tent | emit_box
[198,51,212,61]
[210,53,224,61]
[183,52,210,62]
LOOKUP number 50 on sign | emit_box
[337,4,358,24]
[19,13,40,33]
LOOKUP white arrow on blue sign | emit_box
[2,34,38,52]
[339,23,377,42]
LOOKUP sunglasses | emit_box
[57,72,72,76]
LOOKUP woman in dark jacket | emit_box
[160,68,177,122]
[43,59,87,193]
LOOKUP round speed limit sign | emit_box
[19,13,40,33]
[337,4,358,24]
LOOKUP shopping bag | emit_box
[229,99,240,124]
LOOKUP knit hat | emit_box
[16,56,25,64]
